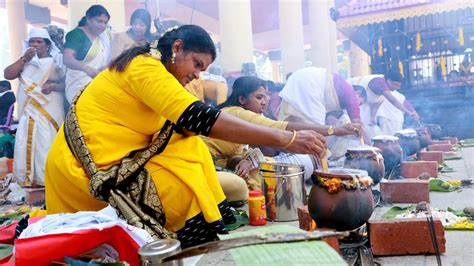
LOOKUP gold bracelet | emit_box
[283,130,297,149]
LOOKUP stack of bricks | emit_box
[380,179,430,203]
[428,143,453,152]
[418,151,444,164]
[369,218,446,255]
[24,187,45,205]
[400,161,438,178]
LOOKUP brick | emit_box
[429,140,451,145]
[297,206,339,252]
[380,179,429,203]
[427,144,452,152]
[401,161,438,178]
[440,137,458,145]
[24,187,45,206]
[297,205,316,231]
[314,229,340,253]
[369,218,445,256]
[418,151,444,164]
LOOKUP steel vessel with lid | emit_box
[138,239,182,265]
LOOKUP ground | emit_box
[197,147,474,265]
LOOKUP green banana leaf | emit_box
[429,179,460,192]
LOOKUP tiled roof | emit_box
[337,0,433,17]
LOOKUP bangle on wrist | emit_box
[20,57,27,63]
[283,130,297,149]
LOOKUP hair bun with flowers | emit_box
[149,40,162,60]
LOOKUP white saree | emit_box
[65,31,112,103]
[14,57,65,186]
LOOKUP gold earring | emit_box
[171,52,176,64]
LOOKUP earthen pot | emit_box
[395,129,420,158]
[372,135,402,176]
[309,168,374,231]
[415,126,432,149]
[344,146,385,185]
[425,124,443,140]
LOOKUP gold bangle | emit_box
[283,130,297,149]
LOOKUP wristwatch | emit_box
[327,126,334,136]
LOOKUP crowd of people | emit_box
[2,4,422,248]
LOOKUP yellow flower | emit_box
[459,27,464,47]
[378,38,383,57]
[416,32,421,52]
[399,61,404,77]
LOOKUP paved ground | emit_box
[198,146,474,265]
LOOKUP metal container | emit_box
[138,239,182,266]
[259,162,306,222]
[395,129,420,158]
[344,146,385,185]
[372,135,402,176]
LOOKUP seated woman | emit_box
[45,25,326,248]
[202,76,362,191]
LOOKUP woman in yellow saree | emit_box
[45,25,327,248]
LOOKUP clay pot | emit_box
[415,126,432,149]
[395,129,420,158]
[372,135,402,176]
[425,124,443,140]
[344,147,385,185]
[309,168,374,231]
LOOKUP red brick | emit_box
[441,137,458,145]
[297,205,316,231]
[314,229,340,253]
[427,144,452,152]
[401,161,438,178]
[380,179,429,203]
[24,187,45,206]
[369,218,445,256]
[429,140,451,145]
[297,206,339,252]
[418,151,444,164]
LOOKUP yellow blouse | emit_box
[185,79,228,105]
[202,106,288,162]
[46,55,226,232]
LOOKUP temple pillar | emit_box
[278,0,305,78]
[6,0,27,110]
[6,0,27,68]
[349,41,371,76]
[308,0,338,72]
[218,0,254,73]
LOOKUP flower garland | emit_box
[415,32,421,53]
[149,26,180,60]
[149,40,162,60]
[458,27,464,47]
[316,175,373,194]
[377,38,383,57]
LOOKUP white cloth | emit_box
[377,90,405,135]
[360,103,382,140]
[377,90,405,121]
[22,28,64,72]
[19,205,154,247]
[272,153,314,182]
[326,113,360,159]
[279,67,329,125]
[347,75,384,104]
[13,57,64,186]
[65,30,112,103]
